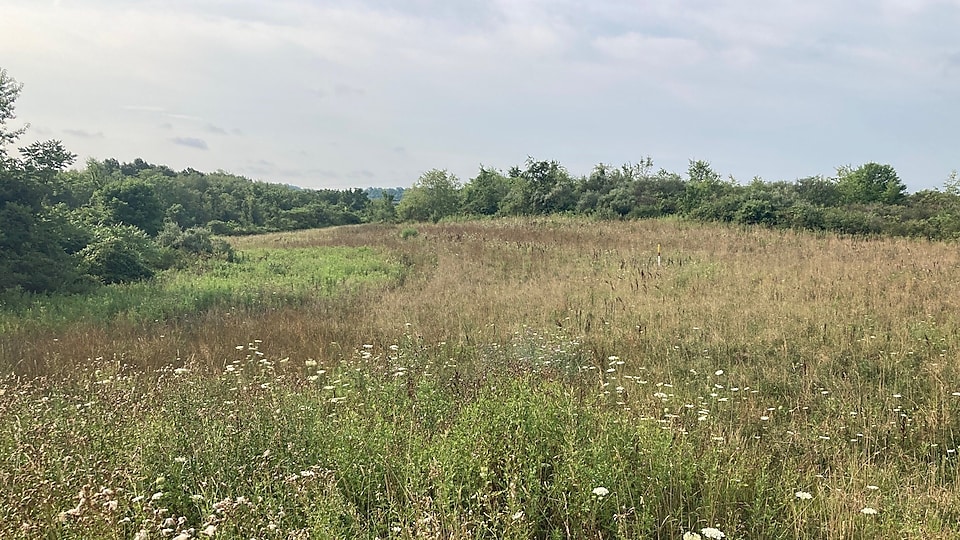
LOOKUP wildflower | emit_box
[714,370,724,376]
[701,527,725,539]
[592,486,610,497]
[305,359,317,367]
[200,525,217,537]
[795,491,813,500]
[861,507,879,515]
[683,533,702,540]
[174,368,189,375]
[511,510,524,520]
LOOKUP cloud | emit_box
[333,83,366,97]
[165,113,202,121]
[121,105,165,112]
[2,0,959,190]
[63,128,104,139]
[240,159,276,176]
[171,136,208,150]
[346,169,376,180]
[592,32,704,66]
[204,123,229,135]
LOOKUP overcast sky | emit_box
[2,0,959,191]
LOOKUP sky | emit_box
[1,0,959,191]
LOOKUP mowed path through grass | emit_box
[2,217,959,539]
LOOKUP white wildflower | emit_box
[701,527,725,539]
[592,486,609,497]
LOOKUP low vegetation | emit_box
[2,217,959,538]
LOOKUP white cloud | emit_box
[593,33,705,66]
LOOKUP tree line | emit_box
[397,158,960,241]
[3,66,960,295]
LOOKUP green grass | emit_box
[0,246,403,332]
[0,338,801,539]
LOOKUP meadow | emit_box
[1,217,959,539]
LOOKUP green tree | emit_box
[836,163,906,205]
[521,158,575,214]
[0,68,27,166]
[0,68,85,292]
[367,192,397,223]
[679,159,731,214]
[462,167,510,216]
[793,175,841,207]
[397,169,461,222]
[93,178,165,235]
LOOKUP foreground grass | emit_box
[1,341,715,539]
[2,218,960,538]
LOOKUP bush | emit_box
[158,221,235,262]
[78,224,160,284]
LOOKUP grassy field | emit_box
[1,217,959,539]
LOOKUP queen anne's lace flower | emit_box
[701,527,725,539]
